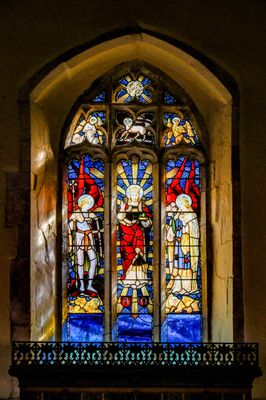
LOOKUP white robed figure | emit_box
[68,194,98,294]
[166,194,199,295]
[71,115,105,145]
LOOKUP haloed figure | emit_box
[117,184,152,288]
[68,194,98,294]
[71,115,105,145]
[165,116,196,146]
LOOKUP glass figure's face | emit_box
[173,117,180,125]
[124,117,133,129]
[126,185,143,204]
[176,194,193,212]
[177,198,190,211]
[81,202,91,212]
[78,195,94,212]
[89,116,98,125]
[130,189,140,202]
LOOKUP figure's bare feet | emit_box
[87,285,97,293]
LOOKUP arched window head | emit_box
[62,64,206,343]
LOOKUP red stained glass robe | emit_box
[119,203,151,279]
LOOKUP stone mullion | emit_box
[111,158,118,341]
[200,163,208,341]
[153,160,160,342]
[104,159,112,342]
[159,161,167,342]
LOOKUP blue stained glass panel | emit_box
[92,91,106,103]
[141,77,152,86]
[63,314,103,342]
[162,314,202,343]
[64,71,205,345]
[138,96,146,104]
[116,88,127,99]
[117,314,152,342]
[164,91,177,104]
[119,77,130,86]
[142,89,152,97]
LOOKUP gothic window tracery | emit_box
[62,66,206,343]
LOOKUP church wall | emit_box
[31,104,57,341]
[0,1,266,399]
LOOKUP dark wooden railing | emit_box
[12,341,259,367]
[10,342,262,400]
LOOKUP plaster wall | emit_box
[31,104,57,341]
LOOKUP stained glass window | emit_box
[62,67,205,343]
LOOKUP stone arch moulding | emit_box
[12,29,241,344]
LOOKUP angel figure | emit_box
[164,116,196,146]
[71,114,106,145]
